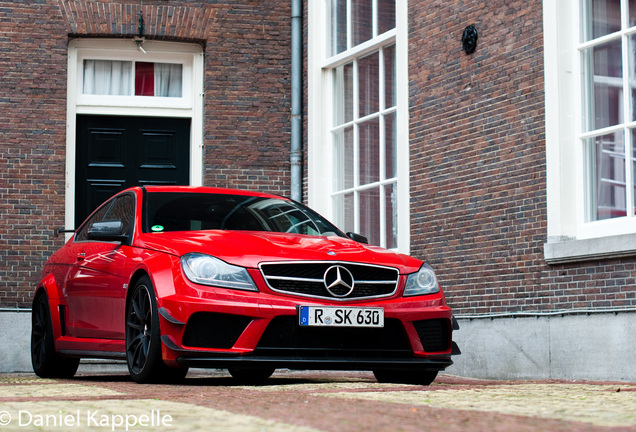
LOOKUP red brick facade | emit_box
[0,0,291,308]
[2,0,635,317]
[408,0,636,315]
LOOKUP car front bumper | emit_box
[157,286,456,372]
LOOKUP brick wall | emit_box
[0,0,291,308]
[203,3,291,195]
[408,0,636,315]
[0,1,69,308]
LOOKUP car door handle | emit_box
[77,252,86,261]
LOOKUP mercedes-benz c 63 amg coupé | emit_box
[31,186,459,384]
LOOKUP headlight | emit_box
[403,263,440,297]
[181,253,258,291]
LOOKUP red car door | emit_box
[63,194,136,340]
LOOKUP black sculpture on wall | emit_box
[462,25,478,55]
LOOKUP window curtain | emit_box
[135,62,155,96]
[154,63,182,97]
[135,62,182,97]
[84,60,182,98]
[83,60,132,96]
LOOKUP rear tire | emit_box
[373,369,438,386]
[31,292,80,378]
[125,276,187,383]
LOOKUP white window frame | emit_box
[307,0,410,253]
[65,39,204,232]
[543,0,636,263]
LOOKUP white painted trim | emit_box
[543,0,578,242]
[544,232,636,263]
[395,0,409,254]
[322,30,396,69]
[190,50,204,188]
[65,45,78,234]
[543,0,636,261]
[65,39,203,231]
[307,0,330,214]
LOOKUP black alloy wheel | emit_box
[125,276,187,383]
[31,292,79,378]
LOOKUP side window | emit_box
[104,194,135,234]
[74,194,135,242]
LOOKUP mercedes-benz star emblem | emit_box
[323,265,355,298]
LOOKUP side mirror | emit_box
[346,232,369,244]
[87,220,127,242]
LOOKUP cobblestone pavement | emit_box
[0,370,635,432]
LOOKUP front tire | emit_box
[125,276,187,383]
[31,292,80,378]
[373,369,438,386]
[228,368,275,384]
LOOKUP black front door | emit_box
[75,115,190,225]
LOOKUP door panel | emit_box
[64,242,128,339]
[87,128,126,168]
[76,115,190,225]
[63,193,137,340]
[138,128,181,184]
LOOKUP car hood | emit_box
[135,230,423,273]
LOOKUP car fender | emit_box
[125,250,181,309]
[123,252,185,365]
[36,274,65,342]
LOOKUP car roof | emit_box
[134,185,288,200]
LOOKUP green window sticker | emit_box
[151,225,164,232]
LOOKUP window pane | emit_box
[359,52,379,117]
[359,118,380,185]
[384,183,397,249]
[136,62,183,97]
[334,126,355,190]
[352,0,372,47]
[631,0,636,27]
[588,133,627,220]
[377,0,395,35]
[360,188,380,245]
[331,0,347,55]
[104,194,135,235]
[333,63,354,126]
[583,0,621,41]
[135,62,155,96]
[384,111,396,179]
[583,40,623,130]
[333,193,355,233]
[154,63,183,97]
[83,60,132,96]
[631,35,636,122]
[344,193,354,233]
[384,44,396,109]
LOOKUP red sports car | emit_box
[31,186,459,384]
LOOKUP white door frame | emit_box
[66,38,204,230]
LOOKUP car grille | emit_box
[259,261,399,300]
[254,316,412,358]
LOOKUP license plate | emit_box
[298,306,384,328]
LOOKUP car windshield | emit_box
[145,192,346,237]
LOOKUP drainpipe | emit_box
[290,0,303,202]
